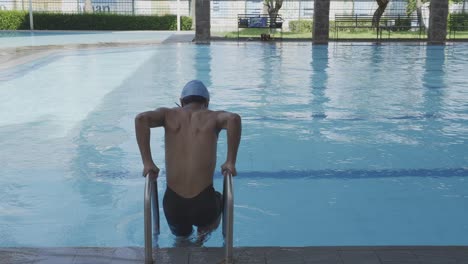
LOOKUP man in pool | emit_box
[135,80,242,238]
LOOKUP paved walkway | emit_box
[0,32,195,71]
[1,246,468,264]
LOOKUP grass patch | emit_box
[449,31,468,39]
[217,28,311,39]
[333,30,427,39]
[217,28,428,40]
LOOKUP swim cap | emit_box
[180,80,210,101]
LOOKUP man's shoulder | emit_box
[210,110,231,115]
[206,110,235,120]
[211,110,240,118]
[162,106,180,111]
[151,107,173,113]
[157,107,181,114]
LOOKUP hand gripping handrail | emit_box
[222,173,234,264]
[144,175,160,264]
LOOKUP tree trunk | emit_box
[275,0,283,13]
[265,0,283,33]
[372,0,389,28]
[269,10,277,33]
[269,11,278,24]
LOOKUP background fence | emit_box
[0,0,190,16]
[0,0,467,35]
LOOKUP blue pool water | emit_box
[0,42,467,247]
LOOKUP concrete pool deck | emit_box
[1,246,468,264]
[0,31,196,71]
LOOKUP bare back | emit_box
[164,106,220,198]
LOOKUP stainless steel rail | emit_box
[144,175,160,264]
[144,173,233,264]
[222,173,234,264]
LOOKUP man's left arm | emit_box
[216,111,242,176]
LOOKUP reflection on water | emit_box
[422,46,446,127]
[310,45,329,142]
[194,45,212,89]
[0,43,467,247]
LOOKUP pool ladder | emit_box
[144,173,234,264]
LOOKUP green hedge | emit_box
[0,11,29,30]
[289,20,313,33]
[449,13,468,31]
[330,20,374,33]
[288,19,378,33]
[289,20,379,33]
[279,18,420,34]
[383,18,412,31]
[0,11,192,30]
[330,18,414,33]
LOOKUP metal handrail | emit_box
[144,175,160,264]
[222,173,234,264]
[144,173,233,264]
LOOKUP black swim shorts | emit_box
[163,184,222,237]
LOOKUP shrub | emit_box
[329,20,374,33]
[0,11,192,30]
[0,11,29,30]
[289,20,313,33]
[180,16,192,30]
[449,13,468,31]
[381,17,412,31]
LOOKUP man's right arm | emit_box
[135,108,168,177]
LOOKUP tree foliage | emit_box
[407,0,465,15]
[406,0,432,16]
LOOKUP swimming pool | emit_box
[0,42,467,248]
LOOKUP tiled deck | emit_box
[1,246,468,264]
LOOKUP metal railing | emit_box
[144,175,159,264]
[143,173,234,264]
[222,173,234,264]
